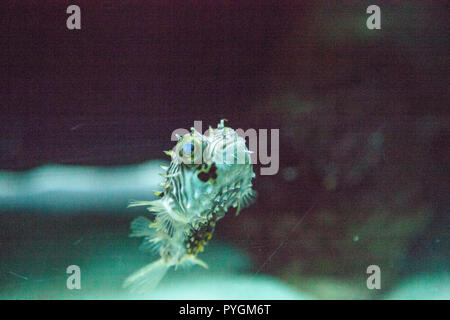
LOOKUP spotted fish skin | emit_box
[123,120,256,291]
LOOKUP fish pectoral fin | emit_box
[238,188,257,211]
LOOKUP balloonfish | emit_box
[123,120,256,292]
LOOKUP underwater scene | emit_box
[0,1,448,300]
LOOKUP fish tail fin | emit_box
[122,259,169,293]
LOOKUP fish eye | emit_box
[175,135,203,165]
[182,142,195,155]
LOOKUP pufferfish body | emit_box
[123,120,256,291]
